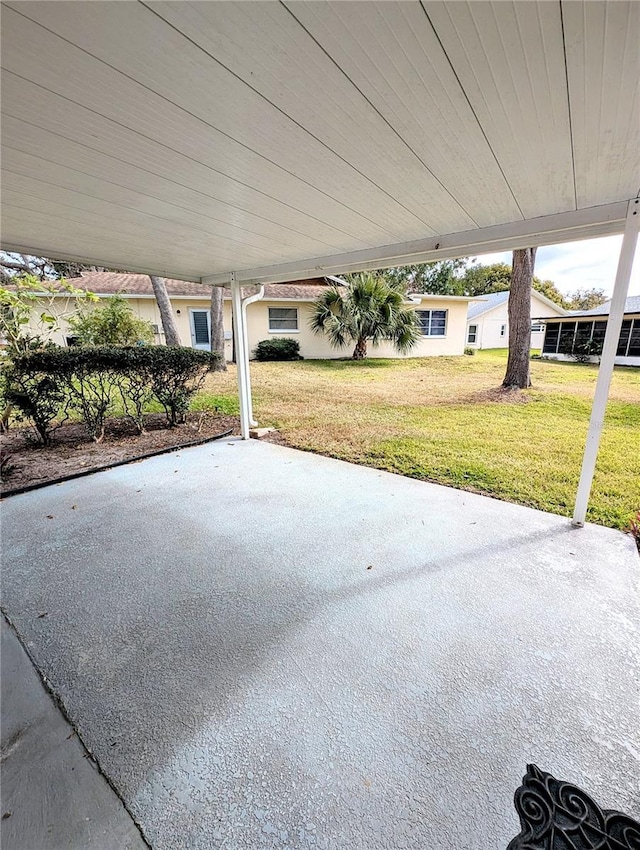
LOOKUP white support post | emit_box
[241,285,264,428]
[572,197,639,526]
[230,273,251,440]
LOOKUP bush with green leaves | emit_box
[253,338,302,361]
[5,351,69,445]
[68,295,154,346]
[146,347,218,426]
[6,346,219,442]
[464,347,476,356]
[570,338,603,363]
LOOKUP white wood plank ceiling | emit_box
[1,1,638,283]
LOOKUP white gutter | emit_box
[241,284,264,428]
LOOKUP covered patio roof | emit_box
[1,1,638,283]
[1,1,639,523]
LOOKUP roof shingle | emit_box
[59,272,341,301]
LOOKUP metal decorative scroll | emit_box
[508,764,640,849]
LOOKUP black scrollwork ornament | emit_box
[508,764,640,849]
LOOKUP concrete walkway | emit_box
[1,617,147,850]
[1,438,638,850]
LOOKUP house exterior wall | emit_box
[245,298,468,359]
[466,293,564,350]
[26,294,469,359]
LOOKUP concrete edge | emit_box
[1,611,153,849]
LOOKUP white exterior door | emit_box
[189,309,210,350]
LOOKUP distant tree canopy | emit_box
[360,259,570,306]
[566,287,608,311]
[363,259,468,296]
[0,252,118,283]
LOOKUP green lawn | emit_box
[198,350,640,530]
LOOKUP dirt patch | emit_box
[1,411,240,495]
[460,387,531,405]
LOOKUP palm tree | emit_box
[310,273,420,359]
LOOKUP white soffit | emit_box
[1,1,638,284]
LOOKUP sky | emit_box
[473,235,640,299]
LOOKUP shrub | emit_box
[64,347,119,442]
[628,511,640,554]
[68,295,154,346]
[6,346,219,442]
[147,347,218,426]
[253,338,302,361]
[464,347,476,356]
[570,338,603,364]
[5,350,70,445]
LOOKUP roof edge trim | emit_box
[202,201,630,286]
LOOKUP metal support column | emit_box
[572,197,639,526]
[230,273,251,440]
[241,285,264,428]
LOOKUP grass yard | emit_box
[201,350,640,530]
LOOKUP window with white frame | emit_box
[500,324,506,337]
[531,322,544,332]
[268,307,298,331]
[467,324,477,344]
[416,309,447,337]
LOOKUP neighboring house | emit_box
[541,296,640,367]
[36,272,479,359]
[466,290,568,350]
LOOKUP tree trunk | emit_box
[502,248,536,389]
[149,276,181,346]
[352,336,368,359]
[209,285,227,371]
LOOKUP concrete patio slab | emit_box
[1,438,638,850]
[1,617,147,850]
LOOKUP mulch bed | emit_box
[0,411,240,496]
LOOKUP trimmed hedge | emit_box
[253,338,302,361]
[6,346,219,443]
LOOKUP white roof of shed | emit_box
[1,1,638,283]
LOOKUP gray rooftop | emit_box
[567,295,640,318]
[1,439,638,850]
[467,290,509,319]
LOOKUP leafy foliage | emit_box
[68,295,154,346]
[369,259,468,295]
[310,273,420,359]
[568,338,604,363]
[567,288,608,311]
[146,347,217,426]
[0,251,120,283]
[5,346,219,442]
[5,354,69,445]
[460,262,512,296]
[0,273,97,356]
[253,338,302,361]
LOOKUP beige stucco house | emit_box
[40,272,478,359]
[466,290,568,350]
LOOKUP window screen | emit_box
[592,321,607,350]
[617,320,632,356]
[543,323,560,353]
[558,322,577,354]
[627,319,640,357]
[416,310,447,336]
[268,307,298,330]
